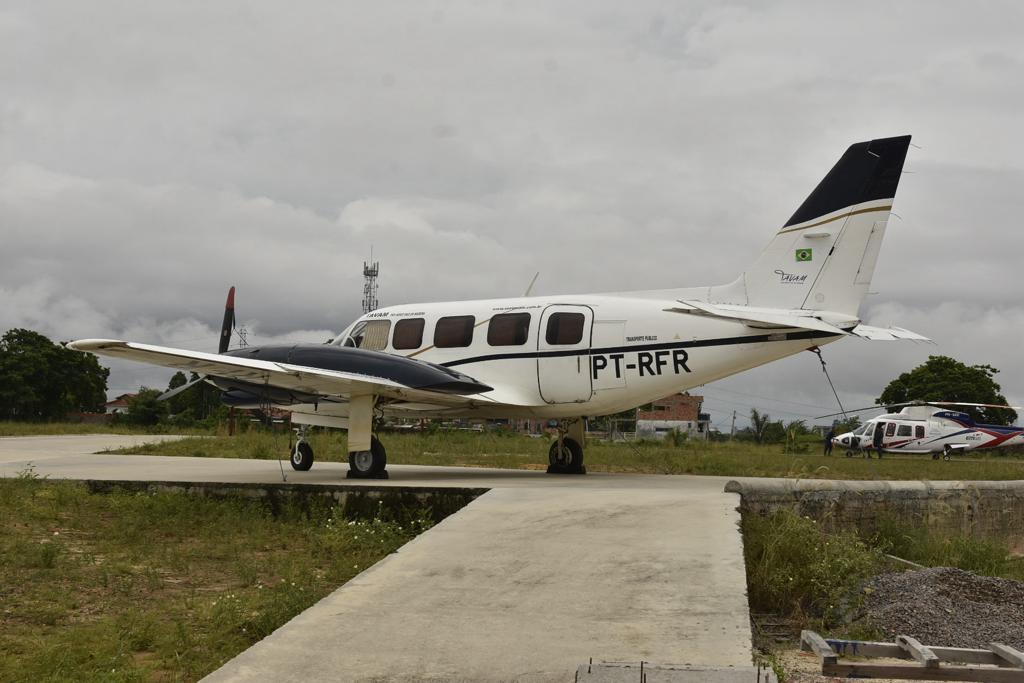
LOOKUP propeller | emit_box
[157,286,235,401]
[816,400,1023,420]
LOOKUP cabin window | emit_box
[392,318,424,350]
[434,315,475,348]
[885,422,896,437]
[545,312,585,345]
[915,425,925,439]
[487,313,531,346]
[897,424,912,437]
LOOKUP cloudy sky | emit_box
[2,1,1023,427]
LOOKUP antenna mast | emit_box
[362,249,380,313]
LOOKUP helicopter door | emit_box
[873,422,887,448]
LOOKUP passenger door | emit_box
[537,305,593,404]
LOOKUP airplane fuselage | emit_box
[285,292,843,421]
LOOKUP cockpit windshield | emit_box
[332,320,391,351]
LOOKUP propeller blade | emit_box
[157,375,206,402]
[219,286,236,354]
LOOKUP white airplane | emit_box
[70,135,926,479]
[831,402,1024,460]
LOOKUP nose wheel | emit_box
[291,440,314,470]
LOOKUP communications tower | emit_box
[362,256,380,313]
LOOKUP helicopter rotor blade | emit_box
[816,400,1022,420]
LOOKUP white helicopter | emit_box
[71,135,926,479]
[829,402,1024,460]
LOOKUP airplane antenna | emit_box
[808,346,848,421]
[362,250,380,313]
[524,272,540,297]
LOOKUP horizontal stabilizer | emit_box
[668,301,929,342]
[669,300,853,335]
[848,324,930,342]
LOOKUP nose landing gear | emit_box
[291,425,314,471]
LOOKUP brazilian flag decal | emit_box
[795,248,813,262]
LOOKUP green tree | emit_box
[749,408,774,444]
[833,416,861,434]
[878,355,1017,425]
[783,419,809,453]
[0,328,109,420]
[124,388,168,426]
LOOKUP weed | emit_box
[868,514,1018,579]
[742,509,880,625]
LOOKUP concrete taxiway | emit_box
[1,435,755,682]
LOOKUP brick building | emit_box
[636,392,710,440]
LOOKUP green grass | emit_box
[0,421,211,437]
[0,475,429,682]
[105,428,1024,480]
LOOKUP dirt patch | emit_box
[774,567,1024,681]
[860,567,1024,649]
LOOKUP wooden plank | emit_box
[932,647,1008,667]
[800,630,837,665]
[822,638,1004,666]
[991,643,1024,668]
[898,634,941,668]
[825,662,1024,682]
[824,638,903,659]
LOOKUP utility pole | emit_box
[730,410,737,440]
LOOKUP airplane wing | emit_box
[67,339,498,408]
[668,300,930,341]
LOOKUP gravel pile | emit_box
[862,567,1024,650]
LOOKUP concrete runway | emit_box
[0,435,755,682]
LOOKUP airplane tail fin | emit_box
[710,135,911,317]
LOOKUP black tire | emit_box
[943,453,951,462]
[291,441,314,471]
[845,450,855,458]
[349,436,387,478]
[548,437,584,474]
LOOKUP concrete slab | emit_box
[204,486,751,682]
[0,435,755,681]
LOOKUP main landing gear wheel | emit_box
[347,436,388,479]
[291,440,314,471]
[943,445,953,462]
[547,437,585,475]
[845,450,855,458]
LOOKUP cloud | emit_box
[1,1,1022,414]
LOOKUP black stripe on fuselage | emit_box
[440,330,842,368]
